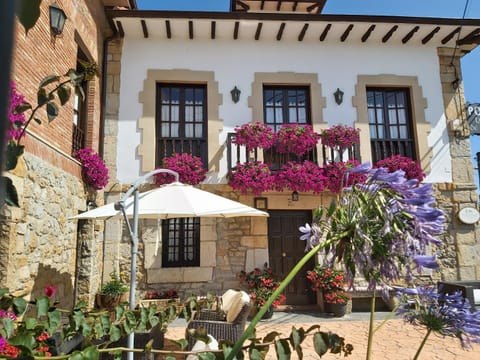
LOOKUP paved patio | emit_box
[163,311,480,359]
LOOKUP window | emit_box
[367,88,416,163]
[263,86,310,131]
[72,48,89,154]
[162,218,200,267]
[155,84,208,167]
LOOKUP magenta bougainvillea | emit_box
[7,81,27,144]
[320,125,360,150]
[73,148,109,190]
[275,161,327,193]
[229,161,275,195]
[232,122,276,152]
[375,155,425,182]
[276,124,320,156]
[154,153,207,186]
[323,159,367,194]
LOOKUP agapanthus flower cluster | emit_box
[322,159,366,194]
[232,122,275,152]
[74,148,109,190]
[229,161,275,195]
[276,124,320,156]
[299,162,445,297]
[154,153,206,186]
[275,161,327,193]
[7,81,27,144]
[396,285,480,351]
[238,264,286,308]
[320,125,360,150]
[375,154,425,182]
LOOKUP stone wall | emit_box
[0,153,103,309]
[437,47,480,281]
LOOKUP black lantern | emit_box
[230,86,241,103]
[334,88,344,105]
[291,191,299,202]
[49,1,67,36]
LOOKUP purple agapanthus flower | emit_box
[300,162,445,298]
[396,285,480,351]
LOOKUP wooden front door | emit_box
[268,210,316,305]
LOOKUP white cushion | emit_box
[226,291,250,323]
[221,289,241,313]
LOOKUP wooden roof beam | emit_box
[298,23,309,41]
[319,23,331,41]
[421,26,440,44]
[361,24,375,42]
[340,24,354,42]
[140,19,148,38]
[382,25,398,43]
[276,22,286,40]
[441,26,460,44]
[402,26,419,44]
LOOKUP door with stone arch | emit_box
[268,210,316,306]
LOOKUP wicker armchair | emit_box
[186,290,252,349]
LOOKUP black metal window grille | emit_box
[155,84,208,167]
[367,87,416,163]
[162,217,200,268]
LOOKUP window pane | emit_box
[370,125,378,138]
[398,109,406,124]
[376,109,384,124]
[389,109,398,124]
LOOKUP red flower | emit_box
[44,285,57,299]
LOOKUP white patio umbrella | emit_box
[70,169,268,359]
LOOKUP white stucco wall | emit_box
[116,37,451,184]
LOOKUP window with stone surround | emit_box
[367,87,416,163]
[155,84,208,167]
[162,217,200,267]
[72,47,89,154]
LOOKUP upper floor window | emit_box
[72,48,89,154]
[263,86,311,131]
[367,88,416,163]
[162,217,200,267]
[155,84,208,167]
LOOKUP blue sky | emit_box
[137,0,480,184]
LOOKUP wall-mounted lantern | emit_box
[334,88,344,105]
[231,86,241,103]
[291,191,299,202]
[49,1,67,36]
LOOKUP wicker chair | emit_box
[186,290,252,349]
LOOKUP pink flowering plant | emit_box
[238,264,286,308]
[6,81,27,145]
[320,125,360,150]
[154,153,207,186]
[276,124,320,156]
[375,155,425,182]
[322,160,367,194]
[73,148,109,190]
[275,161,326,193]
[232,122,275,153]
[229,161,275,195]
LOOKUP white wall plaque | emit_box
[458,207,480,224]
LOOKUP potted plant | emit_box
[374,154,425,182]
[228,161,275,195]
[238,263,286,319]
[322,159,366,194]
[139,288,182,312]
[306,266,351,317]
[154,153,207,186]
[319,125,360,151]
[232,122,276,153]
[275,124,320,156]
[274,160,326,193]
[95,270,128,310]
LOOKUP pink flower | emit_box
[228,161,275,195]
[73,148,109,190]
[374,155,425,182]
[7,81,27,144]
[276,124,320,156]
[44,284,58,299]
[320,125,360,150]
[233,122,275,152]
[154,153,206,186]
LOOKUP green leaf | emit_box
[1,176,19,207]
[1,318,15,338]
[9,333,36,350]
[274,339,291,360]
[4,143,24,171]
[39,75,60,88]
[82,345,100,360]
[24,318,38,330]
[289,327,305,350]
[313,333,328,356]
[109,325,122,342]
[36,296,49,317]
[14,102,32,114]
[198,352,216,360]
[249,345,269,360]
[0,288,9,297]
[46,102,59,122]
[263,331,281,343]
[47,309,62,334]
[15,0,41,34]
[174,338,188,350]
[68,350,84,360]
[57,85,71,105]
[37,87,49,106]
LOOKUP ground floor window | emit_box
[162,217,200,267]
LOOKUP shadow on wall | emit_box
[31,264,75,310]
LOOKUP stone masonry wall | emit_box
[437,47,480,281]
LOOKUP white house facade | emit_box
[100,1,480,306]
